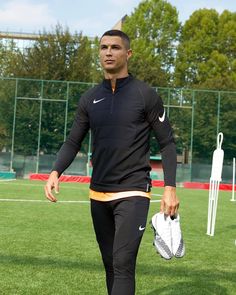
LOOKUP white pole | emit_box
[231,157,235,202]
[207,180,213,235]
[211,180,220,236]
[207,132,224,237]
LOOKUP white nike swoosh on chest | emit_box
[93,97,106,104]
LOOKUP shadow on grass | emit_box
[0,253,235,294]
[0,253,102,271]
[226,224,236,230]
[139,262,235,295]
[146,281,228,295]
[216,223,236,235]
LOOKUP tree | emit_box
[175,9,236,90]
[0,39,19,151]
[174,9,236,161]
[0,40,21,151]
[0,25,102,155]
[122,0,181,87]
[10,24,96,82]
[197,50,236,90]
[0,39,20,78]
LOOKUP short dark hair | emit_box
[100,30,130,49]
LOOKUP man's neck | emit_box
[104,71,129,90]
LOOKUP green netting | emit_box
[0,77,235,182]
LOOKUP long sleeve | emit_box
[145,88,177,186]
[160,142,177,187]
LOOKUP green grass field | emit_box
[0,179,235,295]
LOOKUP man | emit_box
[45,30,179,295]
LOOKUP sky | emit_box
[0,0,235,37]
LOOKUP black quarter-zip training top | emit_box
[53,75,177,192]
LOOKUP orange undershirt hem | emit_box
[89,189,151,202]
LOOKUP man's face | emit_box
[99,35,132,74]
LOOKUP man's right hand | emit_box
[44,171,59,202]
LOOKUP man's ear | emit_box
[127,49,132,61]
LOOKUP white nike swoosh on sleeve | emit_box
[159,110,165,122]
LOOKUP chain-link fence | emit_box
[0,77,235,183]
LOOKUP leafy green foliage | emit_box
[174,9,236,160]
[9,24,96,82]
[175,9,236,90]
[123,0,181,86]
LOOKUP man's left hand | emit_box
[160,186,179,217]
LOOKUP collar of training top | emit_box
[102,74,133,91]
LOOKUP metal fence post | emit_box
[167,87,170,117]
[36,80,43,173]
[217,91,221,136]
[64,82,69,142]
[189,90,195,182]
[10,78,18,172]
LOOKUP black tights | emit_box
[91,196,150,295]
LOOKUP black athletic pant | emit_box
[91,196,150,295]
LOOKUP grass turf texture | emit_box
[0,180,235,295]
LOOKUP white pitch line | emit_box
[0,198,89,203]
[0,181,86,190]
[1,182,164,196]
[0,198,160,203]
[0,179,16,182]
[151,193,162,197]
